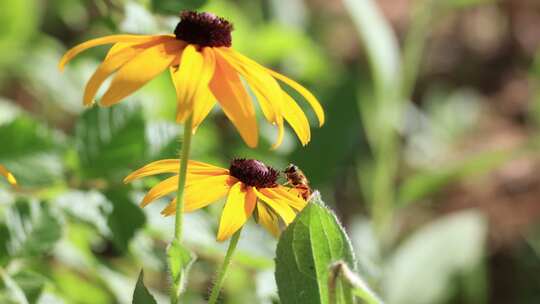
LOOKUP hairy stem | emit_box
[171,115,194,304]
[208,228,242,304]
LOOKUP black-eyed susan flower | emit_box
[0,164,17,186]
[59,11,324,148]
[124,158,307,241]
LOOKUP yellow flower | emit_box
[0,164,17,186]
[124,158,307,241]
[59,11,324,148]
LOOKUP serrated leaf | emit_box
[132,270,157,304]
[75,104,146,180]
[275,193,356,304]
[5,199,62,258]
[167,239,196,299]
[151,0,208,15]
[105,188,146,253]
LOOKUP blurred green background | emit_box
[0,0,539,303]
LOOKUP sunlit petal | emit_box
[83,38,165,106]
[281,93,311,145]
[191,88,217,131]
[218,48,288,147]
[141,175,178,207]
[216,48,282,125]
[171,46,216,123]
[266,68,325,126]
[59,34,157,70]
[254,188,296,224]
[270,186,308,211]
[100,38,184,106]
[210,53,258,147]
[124,159,227,182]
[217,183,256,241]
[160,174,237,215]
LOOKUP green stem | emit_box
[170,115,194,304]
[174,115,193,242]
[208,228,242,304]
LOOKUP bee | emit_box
[283,164,311,200]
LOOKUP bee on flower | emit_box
[124,158,308,241]
[59,11,324,148]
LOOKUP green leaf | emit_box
[0,269,28,304]
[11,270,46,304]
[76,104,146,180]
[329,262,383,304]
[132,270,157,304]
[0,114,64,186]
[151,0,208,15]
[397,150,513,206]
[384,211,487,304]
[275,193,356,304]
[167,239,196,299]
[5,199,62,258]
[105,188,146,253]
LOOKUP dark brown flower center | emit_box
[229,159,279,188]
[174,11,233,47]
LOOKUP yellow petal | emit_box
[59,34,156,71]
[161,174,236,215]
[270,119,285,150]
[124,159,227,183]
[281,93,311,145]
[266,68,325,126]
[191,88,217,131]
[0,165,17,186]
[254,188,296,224]
[270,186,308,211]
[256,203,280,237]
[217,183,256,241]
[140,175,178,207]
[210,53,258,147]
[83,40,163,106]
[171,46,216,123]
[100,38,184,106]
[216,48,281,126]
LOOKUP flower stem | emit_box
[170,115,194,304]
[208,228,242,304]
[174,115,193,243]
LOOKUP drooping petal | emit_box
[210,53,258,147]
[256,203,280,237]
[216,48,282,126]
[281,93,311,145]
[140,175,178,207]
[160,174,236,215]
[269,186,308,211]
[217,183,256,241]
[266,68,325,126]
[59,34,156,70]
[100,38,185,106]
[0,165,16,186]
[191,87,217,131]
[254,188,296,225]
[123,159,227,183]
[218,48,288,147]
[171,46,216,123]
[83,38,166,106]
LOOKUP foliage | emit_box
[0,0,538,303]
